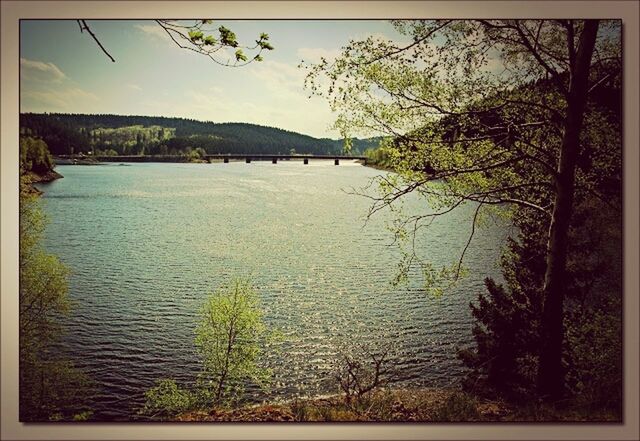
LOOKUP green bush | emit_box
[20,136,54,174]
[140,379,193,420]
[459,197,622,417]
[565,300,622,413]
[458,211,546,401]
[432,391,480,421]
[364,146,394,169]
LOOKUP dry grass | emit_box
[175,387,621,422]
[177,388,491,422]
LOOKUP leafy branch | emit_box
[77,19,273,65]
[155,20,273,66]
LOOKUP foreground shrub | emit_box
[564,300,622,413]
[432,391,480,421]
[333,343,394,407]
[139,279,273,419]
[140,379,193,420]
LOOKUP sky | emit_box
[20,20,410,139]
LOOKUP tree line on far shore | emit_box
[19,113,381,158]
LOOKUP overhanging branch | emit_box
[77,20,115,62]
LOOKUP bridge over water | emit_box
[83,154,368,165]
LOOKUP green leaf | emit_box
[235,49,248,62]
[219,26,238,47]
[254,55,263,62]
[259,41,274,50]
[188,30,204,42]
[203,35,216,46]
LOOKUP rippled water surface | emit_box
[37,161,509,420]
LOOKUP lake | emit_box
[36,161,510,421]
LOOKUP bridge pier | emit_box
[272,157,277,164]
[223,157,229,163]
[246,157,251,163]
[334,159,340,165]
[303,158,309,165]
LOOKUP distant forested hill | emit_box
[19,113,382,157]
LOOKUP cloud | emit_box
[127,83,142,91]
[135,24,171,42]
[22,87,99,111]
[185,87,261,118]
[250,60,307,97]
[173,76,337,138]
[20,57,101,113]
[297,47,342,63]
[20,58,67,83]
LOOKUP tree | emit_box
[19,113,345,157]
[77,19,273,65]
[535,20,600,399]
[304,19,621,400]
[194,279,271,405]
[459,185,621,410]
[457,210,547,400]
[140,279,273,419]
[20,136,54,175]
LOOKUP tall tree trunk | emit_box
[537,19,599,400]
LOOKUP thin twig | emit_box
[455,199,484,280]
[79,20,115,62]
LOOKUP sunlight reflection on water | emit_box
[37,161,509,420]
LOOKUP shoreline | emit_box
[172,388,479,422]
[21,169,64,195]
[170,387,619,422]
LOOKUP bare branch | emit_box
[455,200,484,279]
[469,195,551,215]
[510,21,568,95]
[78,20,115,63]
[511,136,559,176]
[503,98,565,121]
[587,71,616,94]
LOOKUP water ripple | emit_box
[38,162,509,420]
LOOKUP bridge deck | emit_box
[77,154,367,162]
[205,154,366,160]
